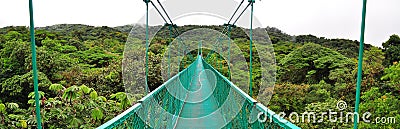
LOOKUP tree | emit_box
[268,83,309,114]
[383,34,400,66]
[279,43,355,84]
[0,71,51,108]
[383,34,400,48]
[0,40,31,80]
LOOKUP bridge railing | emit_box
[98,57,299,129]
[98,58,199,129]
[201,58,300,129]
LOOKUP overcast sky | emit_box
[1,0,399,47]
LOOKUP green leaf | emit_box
[0,103,5,113]
[79,84,91,94]
[28,91,45,99]
[19,120,27,128]
[49,84,64,92]
[90,90,98,100]
[27,100,35,105]
[69,118,83,128]
[62,86,80,101]
[97,96,107,102]
[307,70,316,75]
[6,103,19,110]
[91,108,104,120]
[111,92,130,109]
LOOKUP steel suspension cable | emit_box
[156,0,181,36]
[223,0,255,96]
[207,1,250,73]
[228,0,245,24]
[149,0,190,75]
[207,0,250,79]
[157,0,175,27]
[28,0,42,128]
[232,2,251,25]
[205,0,250,74]
[156,0,189,65]
[149,1,169,24]
[147,0,175,79]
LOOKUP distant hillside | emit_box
[114,24,373,58]
[0,24,375,58]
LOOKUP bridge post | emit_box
[223,23,236,80]
[354,0,367,128]
[29,0,42,128]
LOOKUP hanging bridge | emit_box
[96,0,298,128]
[97,55,299,129]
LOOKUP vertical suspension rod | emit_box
[144,0,150,93]
[248,0,255,97]
[354,0,368,128]
[29,0,42,128]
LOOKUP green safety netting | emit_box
[98,56,299,129]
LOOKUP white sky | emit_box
[1,0,399,47]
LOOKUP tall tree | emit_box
[279,43,355,84]
[383,34,400,66]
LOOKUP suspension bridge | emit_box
[95,0,299,128]
[27,0,368,128]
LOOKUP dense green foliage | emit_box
[383,34,400,66]
[279,43,355,84]
[0,24,399,128]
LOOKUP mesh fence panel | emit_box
[98,57,299,129]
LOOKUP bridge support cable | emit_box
[232,2,251,26]
[167,24,173,79]
[145,0,192,80]
[354,0,367,129]
[155,0,196,68]
[228,0,245,25]
[149,1,169,23]
[206,0,253,81]
[218,38,223,71]
[144,0,151,93]
[248,0,255,97]
[156,0,181,36]
[221,0,255,97]
[205,0,244,61]
[226,25,234,79]
[28,0,42,128]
